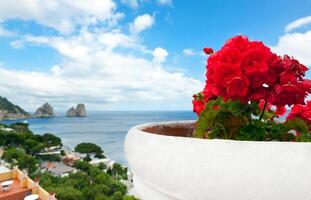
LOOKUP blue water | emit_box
[1,111,196,165]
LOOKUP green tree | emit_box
[42,133,62,147]
[111,163,128,180]
[24,139,44,155]
[111,182,127,195]
[95,152,106,158]
[3,132,24,146]
[98,162,107,170]
[83,154,92,162]
[95,194,111,200]
[75,143,104,157]
[9,122,32,133]
[123,196,139,200]
[2,147,25,162]
[2,147,38,174]
[60,150,66,156]
[73,160,90,171]
[18,154,38,174]
[112,191,123,200]
[67,172,91,190]
[48,186,84,200]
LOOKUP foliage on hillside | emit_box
[0,123,62,174]
[37,160,138,200]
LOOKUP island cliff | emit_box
[0,97,30,120]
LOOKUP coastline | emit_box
[1,111,196,165]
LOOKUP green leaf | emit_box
[236,121,266,141]
[265,122,285,141]
[226,100,252,116]
[193,105,219,138]
[283,117,309,134]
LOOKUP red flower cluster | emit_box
[193,35,311,116]
[192,83,217,116]
[192,95,205,115]
[287,101,311,124]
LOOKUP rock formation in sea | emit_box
[0,97,30,120]
[66,104,87,117]
[76,104,87,117]
[66,107,76,117]
[33,103,54,118]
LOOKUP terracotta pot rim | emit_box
[132,120,311,145]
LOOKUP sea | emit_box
[1,111,196,165]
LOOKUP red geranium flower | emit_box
[273,84,305,106]
[275,106,286,116]
[258,99,272,111]
[202,82,216,101]
[192,99,205,116]
[226,75,249,98]
[224,35,249,51]
[287,101,311,124]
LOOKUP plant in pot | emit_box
[125,35,311,200]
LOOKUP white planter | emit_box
[124,120,311,200]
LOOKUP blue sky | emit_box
[0,0,311,111]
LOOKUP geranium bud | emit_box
[203,47,214,55]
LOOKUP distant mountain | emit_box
[0,97,30,120]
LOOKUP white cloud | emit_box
[158,0,172,6]
[20,29,143,59]
[0,50,200,110]
[152,47,169,64]
[0,0,202,111]
[51,65,62,76]
[0,26,13,36]
[182,48,196,56]
[121,0,172,9]
[271,30,311,66]
[130,14,154,34]
[285,16,311,32]
[0,27,11,36]
[10,40,24,49]
[121,0,138,8]
[2,30,201,110]
[0,0,118,34]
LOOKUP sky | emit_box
[0,0,311,112]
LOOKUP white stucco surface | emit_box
[124,120,311,200]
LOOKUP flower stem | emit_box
[259,100,267,121]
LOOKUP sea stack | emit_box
[76,104,87,117]
[0,97,30,120]
[66,104,87,117]
[33,103,54,118]
[66,107,76,117]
